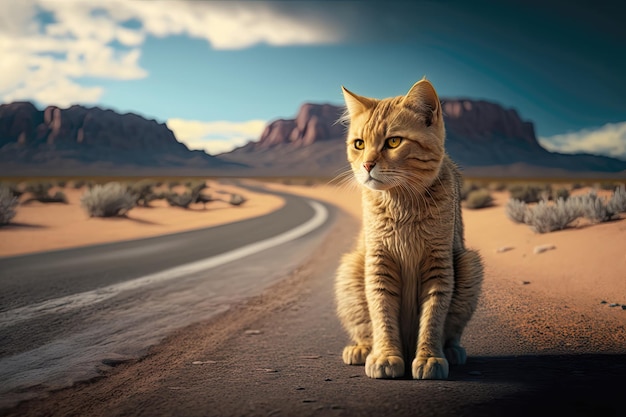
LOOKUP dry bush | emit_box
[23,181,68,204]
[505,199,528,224]
[229,193,247,206]
[464,189,493,209]
[507,184,543,203]
[80,182,137,217]
[0,185,18,226]
[552,187,570,201]
[524,198,580,233]
[608,185,626,214]
[130,179,158,207]
[460,182,481,201]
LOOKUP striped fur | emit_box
[335,79,483,379]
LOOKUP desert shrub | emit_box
[490,182,508,192]
[460,182,481,201]
[572,191,617,223]
[608,185,626,214]
[570,183,583,190]
[56,179,67,188]
[598,182,617,191]
[165,191,194,208]
[80,182,137,217]
[130,179,158,207]
[229,193,247,206]
[73,179,86,189]
[508,184,543,203]
[195,193,214,208]
[167,180,181,189]
[0,182,23,198]
[464,189,493,209]
[24,181,53,197]
[505,199,528,224]
[0,185,18,226]
[189,181,208,197]
[552,187,570,201]
[22,182,68,204]
[524,198,580,233]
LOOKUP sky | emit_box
[1,0,625,158]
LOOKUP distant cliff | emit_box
[219,100,626,177]
[0,102,242,175]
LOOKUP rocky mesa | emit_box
[219,100,626,177]
[0,102,242,175]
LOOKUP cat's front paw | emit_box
[365,352,405,379]
[342,345,371,365]
[412,356,449,380]
[444,344,467,365]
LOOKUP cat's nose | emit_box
[363,161,376,172]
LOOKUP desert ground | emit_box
[0,180,284,258]
[3,179,626,416]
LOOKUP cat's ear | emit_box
[402,78,442,127]
[342,86,376,117]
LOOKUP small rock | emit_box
[521,281,531,285]
[622,305,626,310]
[610,303,620,307]
[300,355,321,359]
[349,374,361,378]
[468,371,482,376]
[295,387,305,391]
[245,330,262,335]
[534,244,556,254]
[496,246,514,253]
[601,300,608,304]
[331,405,343,410]
[255,368,279,373]
[302,399,317,403]
[324,378,333,381]
[192,360,216,365]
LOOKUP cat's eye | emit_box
[385,137,402,149]
[353,139,365,150]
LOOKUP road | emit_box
[0,187,334,409]
[2,187,626,416]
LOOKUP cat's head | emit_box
[341,78,445,192]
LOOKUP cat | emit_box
[335,78,484,380]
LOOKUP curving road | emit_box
[0,186,335,409]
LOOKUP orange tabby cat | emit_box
[335,78,483,379]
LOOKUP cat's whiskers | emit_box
[329,169,359,194]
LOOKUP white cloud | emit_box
[539,122,626,160]
[167,118,266,155]
[0,0,340,107]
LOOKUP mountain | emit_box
[218,101,626,178]
[0,102,243,175]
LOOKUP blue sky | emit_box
[1,0,625,158]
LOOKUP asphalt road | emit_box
[2,187,626,416]
[0,186,335,409]
[0,187,326,311]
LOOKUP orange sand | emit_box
[0,181,284,258]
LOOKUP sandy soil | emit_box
[0,181,284,258]
[5,181,626,416]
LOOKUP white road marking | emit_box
[0,200,328,329]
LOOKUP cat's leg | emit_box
[335,249,372,365]
[412,259,454,380]
[443,249,484,365]
[363,252,405,379]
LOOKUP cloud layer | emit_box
[539,122,626,160]
[0,0,340,106]
[168,118,266,155]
